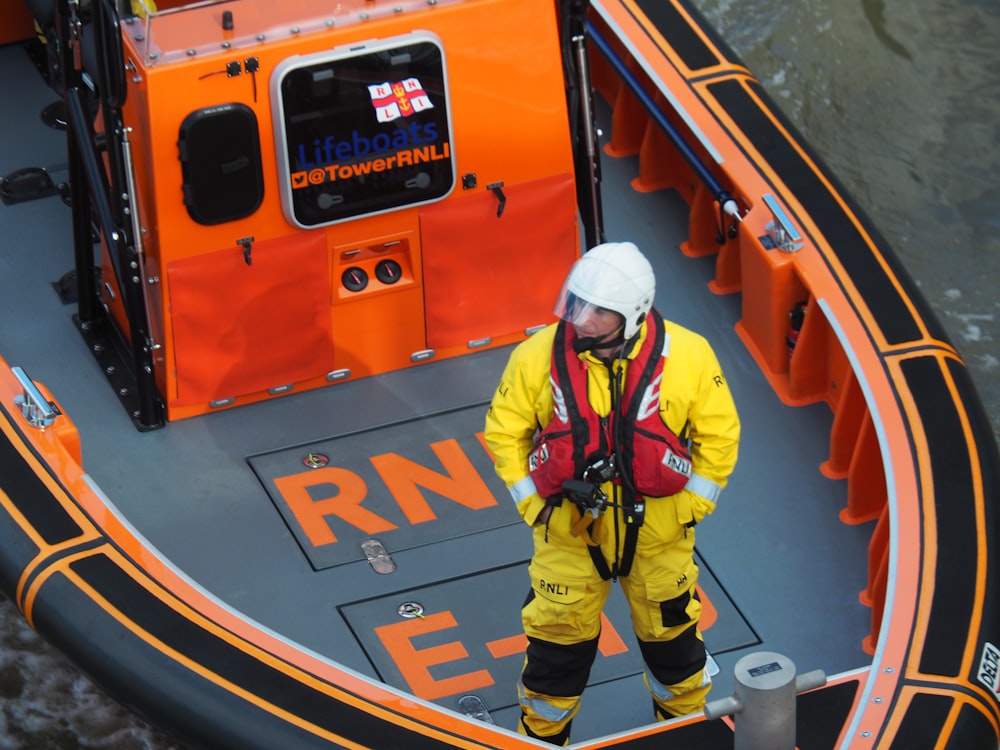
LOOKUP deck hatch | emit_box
[340,554,754,711]
[248,404,516,571]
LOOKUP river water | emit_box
[2,1,999,747]
[697,0,1000,433]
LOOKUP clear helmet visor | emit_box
[554,243,655,343]
[554,281,626,344]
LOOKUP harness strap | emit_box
[565,490,614,579]
[552,312,666,580]
[553,321,591,478]
[617,310,665,578]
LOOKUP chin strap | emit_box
[573,330,630,355]
[573,329,645,358]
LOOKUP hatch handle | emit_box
[487,181,506,218]
[11,366,61,428]
[237,236,254,266]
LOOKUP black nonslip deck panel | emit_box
[54,553,474,750]
[704,77,950,348]
[0,502,37,594]
[32,565,346,750]
[0,416,43,594]
[949,358,1000,665]
[0,404,84,545]
[900,357,979,678]
[632,0,720,71]
[796,680,860,750]
[890,693,954,749]
[648,0,750,72]
[604,680,858,750]
[943,702,1000,749]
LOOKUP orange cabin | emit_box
[104,0,581,420]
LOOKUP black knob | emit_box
[342,267,368,292]
[375,259,402,285]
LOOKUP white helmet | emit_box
[555,241,656,341]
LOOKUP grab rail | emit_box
[586,18,729,205]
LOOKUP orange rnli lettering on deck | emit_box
[370,438,497,524]
[272,436,498,548]
[376,611,494,700]
[474,431,493,460]
[697,584,717,630]
[380,610,630,702]
[272,467,396,546]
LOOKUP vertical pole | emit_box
[573,32,604,248]
[560,0,604,250]
[67,91,98,325]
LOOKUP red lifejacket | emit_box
[528,308,692,503]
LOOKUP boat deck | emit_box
[0,36,875,744]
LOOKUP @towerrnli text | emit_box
[292,143,451,189]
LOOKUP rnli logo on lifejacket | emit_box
[368,78,434,122]
[978,642,1000,696]
[528,443,550,472]
[663,446,692,477]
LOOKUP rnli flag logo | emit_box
[368,78,434,122]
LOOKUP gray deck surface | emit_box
[0,38,874,742]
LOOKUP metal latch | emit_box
[762,194,803,253]
[11,366,61,428]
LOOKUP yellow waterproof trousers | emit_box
[517,502,711,744]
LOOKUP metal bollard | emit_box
[703,652,826,750]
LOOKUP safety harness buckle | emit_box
[562,479,608,516]
[583,455,618,484]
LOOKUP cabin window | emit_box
[271,32,454,228]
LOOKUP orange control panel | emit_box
[334,237,417,302]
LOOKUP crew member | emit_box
[484,241,740,744]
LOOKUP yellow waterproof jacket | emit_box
[484,315,740,530]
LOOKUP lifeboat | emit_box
[0,0,997,747]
